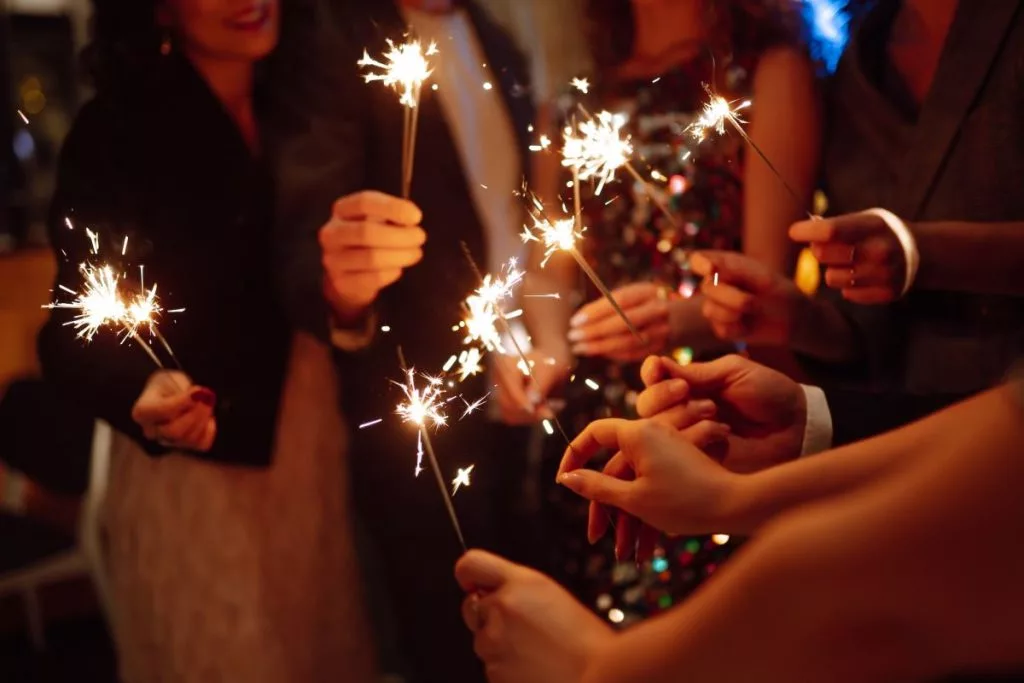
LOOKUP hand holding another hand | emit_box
[132,371,217,452]
[320,190,426,323]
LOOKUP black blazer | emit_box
[272,0,535,418]
[38,55,291,467]
[824,388,969,448]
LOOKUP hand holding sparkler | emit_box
[320,191,425,324]
[132,371,217,452]
[359,38,438,198]
[569,282,675,362]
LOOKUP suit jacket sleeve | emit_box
[824,387,972,447]
[36,100,163,454]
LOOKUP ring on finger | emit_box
[849,267,857,288]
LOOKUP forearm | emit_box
[721,388,985,534]
[914,221,1024,295]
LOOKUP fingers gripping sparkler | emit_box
[394,347,468,551]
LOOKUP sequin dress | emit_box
[544,50,758,627]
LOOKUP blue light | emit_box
[804,0,852,73]
[652,557,669,573]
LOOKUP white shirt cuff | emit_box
[861,208,919,296]
[800,385,833,457]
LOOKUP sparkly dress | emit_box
[544,50,757,626]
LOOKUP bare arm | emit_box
[587,383,1024,683]
[742,47,819,276]
[914,220,1024,296]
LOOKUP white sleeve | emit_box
[800,385,833,457]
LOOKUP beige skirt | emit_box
[101,331,375,683]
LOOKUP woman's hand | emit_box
[493,350,570,425]
[456,549,613,683]
[790,213,907,304]
[568,283,672,362]
[690,250,807,347]
[131,371,217,452]
[557,418,740,550]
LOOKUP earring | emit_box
[160,32,172,56]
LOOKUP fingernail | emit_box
[570,312,587,326]
[571,344,589,356]
[558,472,582,491]
[190,388,216,407]
[668,379,688,397]
[566,328,585,342]
[694,399,717,418]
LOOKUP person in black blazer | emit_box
[37,1,376,680]
[271,1,551,681]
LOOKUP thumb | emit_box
[558,469,633,507]
[691,250,774,293]
[455,549,519,593]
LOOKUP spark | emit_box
[482,81,493,91]
[542,419,555,436]
[17,109,28,124]
[584,378,601,391]
[359,419,383,429]
[381,325,392,333]
[85,228,100,254]
[562,110,633,195]
[443,354,458,372]
[520,212,583,267]
[460,393,489,419]
[358,38,438,108]
[516,357,535,376]
[46,263,127,341]
[528,134,552,152]
[121,235,128,256]
[394,367,449,476]
[64,217,73,230]
[462,258,526,352]
[456,347,485,382]
[451,464,475,495]
[571,77,590,94]
[688,89,752,143]
[523,293,561,299]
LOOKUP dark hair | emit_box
[81,0,315,94]
[586,0,807,73]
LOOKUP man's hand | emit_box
[690,250,808,347]
[790,213,907,304]
[132,371,217,452]
[639,354,807,473]
[456,549,613,683]
[320,190,426,323]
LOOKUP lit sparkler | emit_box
[520,199,646,344]
[394,347,467,551]
[688,85,810,215]
[358,38,438,198]
[570,77,590,94]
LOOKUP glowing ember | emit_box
[451,465,475,495]
[562,110,633,194]
[358,38,438,108]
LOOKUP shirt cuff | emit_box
[800,385,833,457]
[328,308,377,352]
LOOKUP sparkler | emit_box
[451,465,474,495]
[459,243,580,448]
[358,38,438,198]
[394,347,467,551]
[519,198,647,345]
[688,85,810,216]
[562,105,680,229]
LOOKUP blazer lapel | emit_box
[897,1,1022,218]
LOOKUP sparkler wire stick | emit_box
[570,249,647,344]
[722,117,809,218]
[397,347,467,552]
[404,85,423,199]
[459,243,576,447]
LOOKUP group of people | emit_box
[33,0,1024,682]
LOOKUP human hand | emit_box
[568,283,671,362]
[639,354,806,473]
[690,250,808,347]
[493,350,570,425]
[320,190,426,323]
[789,212,908,304]
[557,419,741,549]
[131,371,217,452]
[456,549,613,683]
